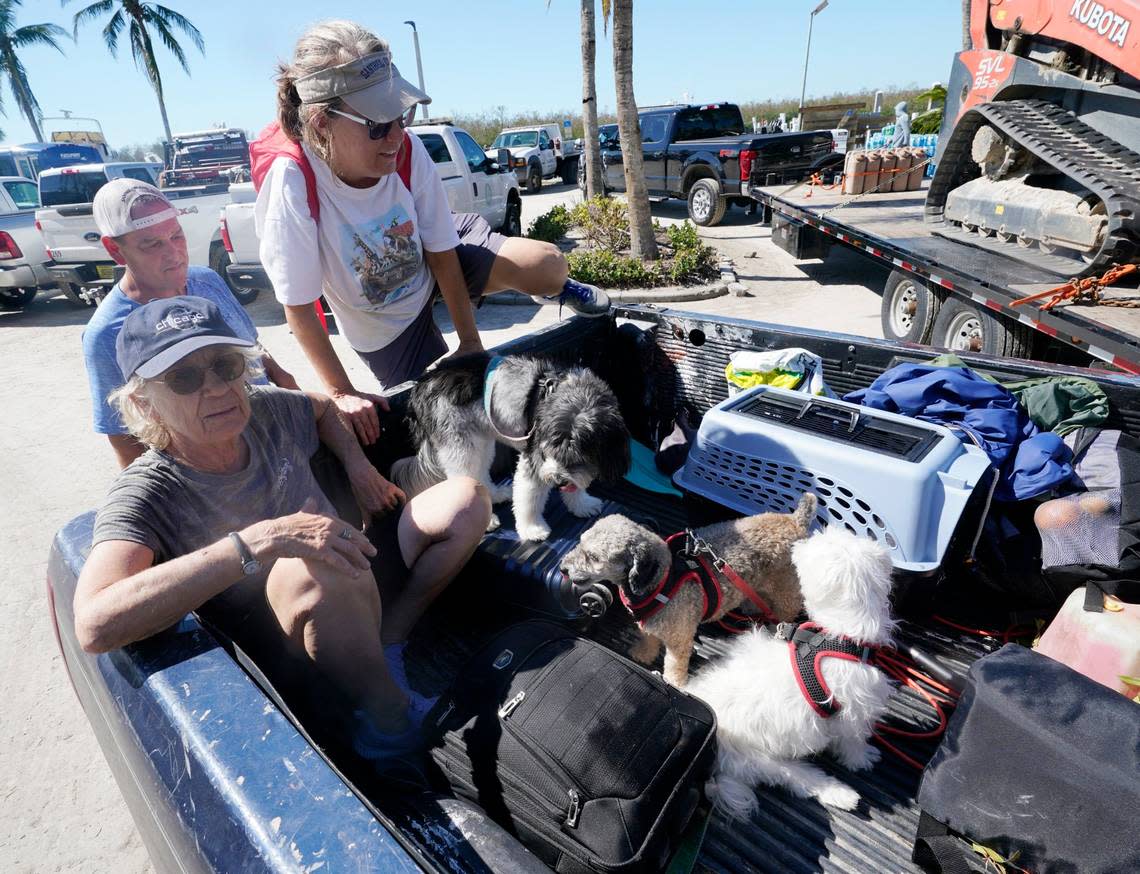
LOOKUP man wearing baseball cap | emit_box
[81,177,297,468]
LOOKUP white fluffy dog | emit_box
[688,527,896,816]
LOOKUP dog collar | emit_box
[776,621,873,718]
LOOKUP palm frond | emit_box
[101,7,124,54]
[11,23,69,53]
[7,54,42,121]
[70,0,114,42]
[128,17,162,96]
[149,3,203,53]
[149,16,188,74]
[600,0,611,34]
[0,2,15,36]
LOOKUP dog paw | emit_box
[486,513,502,532]
[836,741,880,772]
[490,481,514,504]
[565,492,604,518]
[815,782,860,811]
[517,521,552,542]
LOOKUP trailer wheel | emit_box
[931,298,1033,359]
[0,287,37,309]
[687,178,727,226]
[880,271,942,343]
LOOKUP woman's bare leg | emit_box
[380,477,492,645]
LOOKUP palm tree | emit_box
[961,0,973,50]
[579,0,604,198]
[0,2,67,143]
[64,0,204,143]
[606,0,657,259]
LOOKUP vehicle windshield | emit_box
[493,131,538,148]
[673,106,747,140]
[39,170,107,207]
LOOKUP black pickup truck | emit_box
[597,103,836,226]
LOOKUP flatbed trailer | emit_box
[750,181,1140,375]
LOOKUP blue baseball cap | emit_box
[116,296,253,379]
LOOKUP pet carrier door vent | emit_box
[675,386,992,573]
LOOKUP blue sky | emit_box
[3,0,962,148]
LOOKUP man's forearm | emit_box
[283,303,356,394]
[425,248,481,347]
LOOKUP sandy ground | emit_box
[0,181,886,872]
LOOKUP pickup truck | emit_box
[597,103,837,226]
[161,128,250,189]
[487,123,580,193]
[222,122,523,300]
[46,305,1140,873]
[35,164,235,307]
[0,176,57,309]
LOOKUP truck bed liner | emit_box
[404,473,999,874]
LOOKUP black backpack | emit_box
[913,644,1140,874]
[425,621,717,874]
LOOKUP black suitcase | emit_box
[426,620,717,874]
[913,643,1140,874]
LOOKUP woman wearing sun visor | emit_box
[255,20,609,446]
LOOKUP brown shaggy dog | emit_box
[561,494,817,686]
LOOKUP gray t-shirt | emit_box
[93,386,338,615]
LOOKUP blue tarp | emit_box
[844,364,1072,501]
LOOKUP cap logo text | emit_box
[154,308,207,334]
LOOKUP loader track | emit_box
[925,98,1140,276]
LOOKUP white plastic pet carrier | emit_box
[674,386,993,573]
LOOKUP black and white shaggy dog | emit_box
[391,353,631,541]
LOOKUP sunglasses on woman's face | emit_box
[161,351,247,395]
[328,107,410,141]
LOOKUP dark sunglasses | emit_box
[161,351,247,395]
[328,107,410,141]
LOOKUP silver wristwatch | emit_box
[228,532,262,576]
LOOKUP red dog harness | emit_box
[775,621,873,718]
[619,530,777,632]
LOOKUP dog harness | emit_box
[774,621,873,718]
[483,355,558,442]
[619,530,777,631]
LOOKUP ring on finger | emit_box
[339,526,354,540]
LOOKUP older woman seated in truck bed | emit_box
[72,296,490,768]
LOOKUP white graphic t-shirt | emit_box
[254,133,461,352]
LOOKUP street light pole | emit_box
[403,20,429,121]
[798,0,829,130]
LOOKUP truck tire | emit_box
[0,287,36,309]
[931,298,1033,359]
[210,243,259,305]
[687,178,727,226]
[500,200,523,237]
[61,282,96,308]
[526,162,542,194]
[880,270,943,343]
[559,155,578,185]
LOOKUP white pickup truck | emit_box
[221,122,522,299]
[0,176,56,310]
[487,123,580,193]
[35,163,237,307]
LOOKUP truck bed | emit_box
[753,182,1140,373]
[49,308,1140,874]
